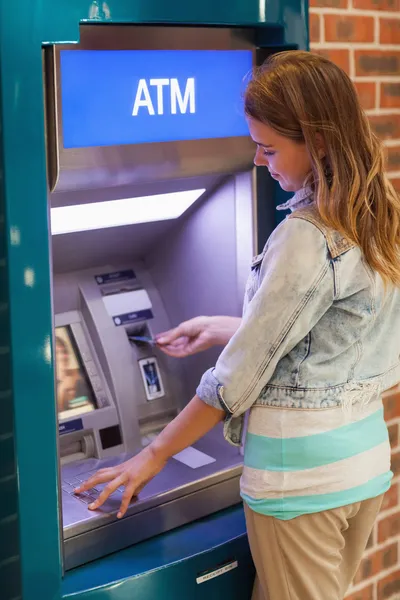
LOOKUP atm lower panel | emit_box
[64,470,241,570]
[62,428,243,570]
[62,504,255,600]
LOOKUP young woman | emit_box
[76,51,400,599]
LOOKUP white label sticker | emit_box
[172,446,216,469]
[196,560,239,584]
[103,289,152,318]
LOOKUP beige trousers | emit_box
[244,495,383,600]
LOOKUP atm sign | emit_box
[132,78,195,117]
[60,49,252,148]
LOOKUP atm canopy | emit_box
[45,25,277,193]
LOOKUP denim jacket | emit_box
[197,188,400,446]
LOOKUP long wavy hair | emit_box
[244,50,400,286]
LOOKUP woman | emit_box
[76,51,400,599]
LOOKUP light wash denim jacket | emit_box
[197,187,400,446]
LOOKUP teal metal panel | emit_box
[61,505,254,599]
[0,2,308,600]
[0,34,62,600]
[0,61,22,600]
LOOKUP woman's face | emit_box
[247,118,313,193]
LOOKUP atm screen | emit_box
[55,326,97,420]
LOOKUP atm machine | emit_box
[45,25,273,573]
[0,3,308,599]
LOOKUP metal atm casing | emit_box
[0,1,308,597]
[45,25,269,570]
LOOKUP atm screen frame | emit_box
[54,311,114,430]
[55,324,98,420]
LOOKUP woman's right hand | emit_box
[74,445,167,518]
[155,316,242,358]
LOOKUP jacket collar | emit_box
[276,186,314,213]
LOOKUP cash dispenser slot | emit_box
[59,432,96,465]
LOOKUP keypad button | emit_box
[85,361,98,377]
[63,476,81,485]
[91,376,103,392]
[79,496,92,504]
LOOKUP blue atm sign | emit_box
[60,49,253,148]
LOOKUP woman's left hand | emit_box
[74,445,167,518]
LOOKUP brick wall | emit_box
[309,3,400,598]
[309,0,400,196]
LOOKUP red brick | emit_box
[310,0,347,6]
[391,451,400,478]
[388,423,399,449]
[381,83,400,109]
[353,543,398,584]
[345,585,374,600]
[380,17,400,45]
[369,114,400,141]
[354,0,400,9]
[325,15,374,43]
[381,484,398,511]
[355,51,400,77]
[354,82,376,111]
[382,543,398,568]
[384,390,400,421]
[378,511,400,543]
[386,146,400,173]
[310,14,321,43]
[377,568,400,599]
[312,49,350,75]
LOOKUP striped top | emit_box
[238,189,393,518]
[241,397,392,519]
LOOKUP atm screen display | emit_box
[55,326,97,420]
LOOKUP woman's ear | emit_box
[315,133,326,159]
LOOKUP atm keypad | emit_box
[62,471,125,505]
